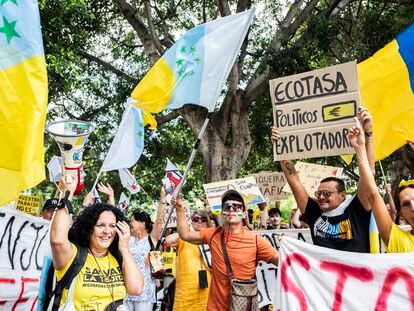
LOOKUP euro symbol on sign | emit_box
[328,107,341,117]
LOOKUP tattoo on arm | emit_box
[285,162,297,176]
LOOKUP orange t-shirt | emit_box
[199,227,277,311]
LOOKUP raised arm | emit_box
[358,107,375,174]
[50,173,76,270]
[385,185,397,222]
[348,118,393,245]
[116,221,143,295]
[150,187,167,242]
[97,182,115,206]
[172,193,203,244]
[272,127,309,213]
[165,233,180,248]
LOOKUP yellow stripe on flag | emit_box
[131,58,176,114]
[0,55,47,205]
[358,40,414,161]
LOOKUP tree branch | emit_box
[155,110,180,126]
[78,51,137,84]
[217,0,231,16]
[116,0,160,64]
[144,0,164,54]
[236,0,251,12]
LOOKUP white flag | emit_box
[47,156,63,182]
[163,158,184,204]
[101,99,145,172]
[117,192,129,213]
[118,168,141,194]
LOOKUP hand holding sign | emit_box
[347,117,365,149]
[357,106,373,133]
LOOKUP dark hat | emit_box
[42,198,59,211]
[221,190,245,208]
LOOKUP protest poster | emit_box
[162,203,191,228]
[16,194,41,216]
[275,237,414,311]
[203,176,266,213]
[0,206,50,309]
[282,161,343,196]
[198,228,313,308]
[249,171,288,201]
[270,61,360,160]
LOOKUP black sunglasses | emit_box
[314,190,339,198]
[192,217,207,223]
[222,202,244,211]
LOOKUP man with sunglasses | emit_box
[271,107,375,253]
[172,190,278,311]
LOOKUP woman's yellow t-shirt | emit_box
[386,224,414,253]
[55,243,126,310]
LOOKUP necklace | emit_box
[89,249,115,307]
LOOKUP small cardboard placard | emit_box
[203,176,266,213]
[249,171,288,200]
[282,161,343,197]
[16,195,41,216]
[163,204,191,228]
[270,61,360,160]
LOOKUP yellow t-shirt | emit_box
[55,243,126,310]
[173,240,211,311]
[386,224,414,253]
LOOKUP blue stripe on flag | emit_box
[163,24,205,109]
[397,23,414,93]
[0,0,44,69]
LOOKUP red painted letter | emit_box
[280,253,311,311]
[0,278,15,306]
[375,267,414,311]
[320,261,373,311]
[12,277,39,311]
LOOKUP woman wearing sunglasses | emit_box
[349,118,414,252]
[166,210,212,310]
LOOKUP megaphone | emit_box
[46,120,95,195]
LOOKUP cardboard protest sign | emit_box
[16,194,41,216]
[270,61,360,160]
[249,171,288,200]
[203,176,266,213]
[0,206,50,309]
[163,158,184,204]
[275,237,414,311]
[162,203,191,228]
[282,161,343,196]
[47,155,63,182]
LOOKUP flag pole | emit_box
[378,160,388,187]
[155,111,212,250]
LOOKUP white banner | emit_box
[0,206,50,310]
[276,237,414,311]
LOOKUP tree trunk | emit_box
[179,89,251,182]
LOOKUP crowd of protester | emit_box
[39,106,414,311]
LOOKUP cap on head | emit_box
[221,190,245,210]
[42,198,59,211]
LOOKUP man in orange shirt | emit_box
[173,190,279,310]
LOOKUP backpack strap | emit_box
[209,227,223,245]
[50,244,88,311]
[148,235,155,251]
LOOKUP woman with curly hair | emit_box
[50,175,143,310]
[125,187,166,311]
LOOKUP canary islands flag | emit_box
[131,9,255,115]
[358,23,414,160]
[0,0,47,205]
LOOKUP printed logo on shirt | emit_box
[314,217,353,240]
[82,266,124,288]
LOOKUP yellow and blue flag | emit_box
[369,211,381,253]
[131,9,255,117]
[0,0,48,205]
[358,23,414,161]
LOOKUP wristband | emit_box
[57,198,73,214]
[364,131,373,137]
